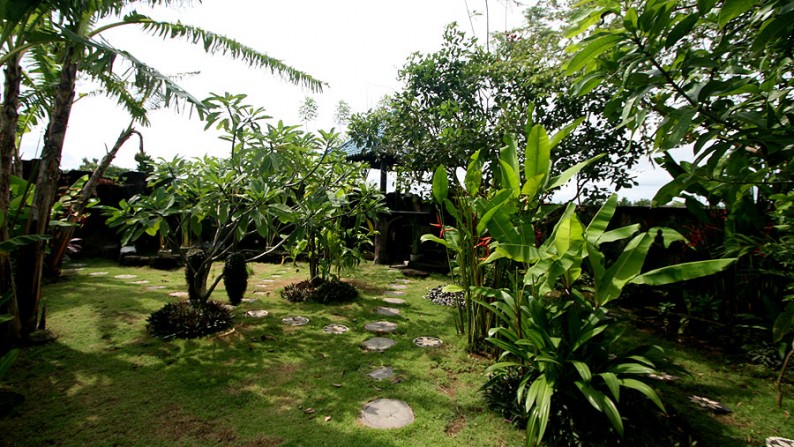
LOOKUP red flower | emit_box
[430,213,445,237]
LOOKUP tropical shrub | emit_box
[223,252,248,306]
[280,278,358,304]
[185,248,209,305]
[146,300,233,340]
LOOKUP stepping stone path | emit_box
[365,321,398,334]
[360,399,414,429]
[130,280,150,284]
[220,304,235,312]
[361,337,396,352]
[168,291,189,298]
[245,310,269,318]
[271,274,282,278]
[385,290,406,296]
[689,395,731,414]
[382,298,406,305]
[144,285,167,291]
[253,291,269,296]
[413,336,443,348]
[114,274,137,279]
[375,307,401,317]
[282,316,309,326]
[260,279,275,283]
[323,324,349,334]
[241,298,257,303]
[393,279,411,284]
[89,271,108,276]
[388,284,407,290]
[367,366,395,381]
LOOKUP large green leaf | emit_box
[620,378,666,412]
[524,124,551,187]
[432,165,448,204]
[565,33,625,75]
[0,234,52,255]
[772,301,794,343]
[547,153,606,190]
[630,259,736,286]
[464,150,483,195]
[718,0,755,27]
[597,233,652,305]
[586,194,618,243]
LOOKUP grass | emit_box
[1,259,791,446]
[0,259,523,447]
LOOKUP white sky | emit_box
[16,0,674,201]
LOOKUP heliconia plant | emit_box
[424,108,736,445]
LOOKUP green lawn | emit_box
[0,260,791,446]
[0,260,523,447]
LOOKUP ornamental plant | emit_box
[425,111,735,445]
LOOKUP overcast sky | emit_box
[16,0,674,201]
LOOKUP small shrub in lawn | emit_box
[147,301,233,339]
[483,366,529,428]
[223,252,248,305]
[185,248,208,303]
[281,278,358,304]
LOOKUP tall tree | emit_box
[1,0,324,339]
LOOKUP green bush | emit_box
[223,252,248,305]
[185,248,208,304]
[281,278,358,304]
[147,300,233,339]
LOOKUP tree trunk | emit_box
[0,54,23,342]
[373,217,390,265]
[16,46,79,336]
[46,124,140,275]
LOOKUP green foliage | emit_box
[352,17,645,200]
[146,300,233,340]
[222,252,248,306]
[185,248,208,305]
[280,278,358,304]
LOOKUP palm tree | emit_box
[1,0,325,339]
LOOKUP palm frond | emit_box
[132,16,325,92]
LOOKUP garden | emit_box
[1,1,793,446]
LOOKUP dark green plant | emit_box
[222,252,248,306]
[280,278,358,305]
[146,300,233,340]
[281,280,316,303]
[185,248,209,305]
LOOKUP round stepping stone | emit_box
[130,280,150,284]
[375,307,401,317]
[89,271,109,276]
[253,291,269,296]
[361,337,396,352]
[66,263,87,268]
[245,310,269,318]
[385,290,406,296]
[323,324,349,334]
[114,274,137,279]
[61,268,82,275]
[254,283,269,289]
[767,437,794,447]
[271,274,282,278]
[388,284,408,290]
[282,316,309,326]
[382,298,406,305]
[413,336,443,348]
[360,399,414,429]
[144,285,167,290]
[168,291,189,298]
[367,366,395,381]
[241,298,257,303]
[365,321,398,334]
[220,304,235,311]
[260,279,275,283]
[394,279,411,284]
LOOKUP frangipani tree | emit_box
[0,0,324,338]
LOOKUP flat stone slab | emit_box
[260,279,275,283]
[271,274,282,278]
[394,279,411,284]
[323,324,349,334]
[114,274,137,279]
[253,291,269,296]
[220,304,235,311]
[360,399,414,429]
[689,395,731,414]
[89,271,109,276]
[282,316,309,326]
[767,438,794,447]
[382,298,406,305]
[245,310,269,318]
[130,280,150,284]
[375,307,401,317]
[388,284,408,290]
[361,337,396,352]
[61,268,84,275]
[413,336,442,348]
[144,285,167,290]
[385,290,406,296]
[65,263,87,268]
[367,366,395,381]
[365,321,398,334]
[168,291,189,298]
